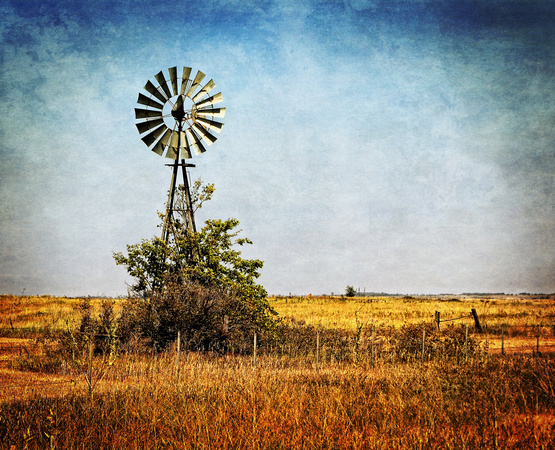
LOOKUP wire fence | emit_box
[1,322,554,396]
[2,321,554,364]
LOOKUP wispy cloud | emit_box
[1,0,553,295]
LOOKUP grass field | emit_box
[270,294,555,329]
[0,294,554,449]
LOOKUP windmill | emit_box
[134,66,225,242]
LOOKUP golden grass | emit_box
[270,294,555,330]
[1,294,554,448]
[2,293,552,334]
[1,352,554,449]
[0,295,122,334]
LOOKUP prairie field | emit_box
[0,293,554,449]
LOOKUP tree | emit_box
[113,180,276,351]
[345,285,356,297]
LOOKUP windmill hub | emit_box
[170,94,197,125]
[171,95,187,122]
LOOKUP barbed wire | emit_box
[1,324,554,335]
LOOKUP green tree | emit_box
[345,285,356,297]
[113,180,276,351]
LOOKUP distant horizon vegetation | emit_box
[3,291,554,300]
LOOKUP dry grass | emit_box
[1,352,554,449]
[270,294,555,330]
[0,294,554,449]
[0,295,122,336]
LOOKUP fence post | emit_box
[535,325,540,355]
[253,333,257,368]
[465,325,469,362]
[421,326,426,363]
[435,311,441,330]
[501,324,505,356]
[471,309,483,332]
[484,325,489,358]
[87,340,93,396]
[371,325,375,369]
[175,331,181,378]
[316,331,320,372]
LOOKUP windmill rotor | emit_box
[135,66,225,242]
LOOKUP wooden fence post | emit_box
[535,325,540,355]
[471,309,483,332]
[316,331,320,372]
[435,311,441,330]
[465,325,469,362]
[501,324,505,356]
[253,333,257,368]
[421,326,426,363]
[371,325,375,369]
[175,331,181,378]
[87,340,93,396]
[484,325,489,358]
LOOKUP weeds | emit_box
[1,294,554,449]
[0,354,553,449]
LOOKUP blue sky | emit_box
[1,0,553,296]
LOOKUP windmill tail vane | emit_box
[134,66,225,242]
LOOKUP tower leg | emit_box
[162,156,180,243]
[180,159,196,234]
[161,122,197,243]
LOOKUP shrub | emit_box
[345,286,356,297]
[113,182,276,352]
[117,280,270,352]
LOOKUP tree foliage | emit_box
[345,285,356,297]
[113,180,276,351]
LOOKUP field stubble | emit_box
[0,294,554,448]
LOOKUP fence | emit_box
[1,313,555,383]
[1,321,554,401]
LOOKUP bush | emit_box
[117,281,270,352]
[345,286,356,297]
[113,182,276,352]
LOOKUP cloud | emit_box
[0,0,553,296]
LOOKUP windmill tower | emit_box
[134,66,225,242]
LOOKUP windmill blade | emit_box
[195,116,224,133]
[144,80,168,103]
[155,70,172,99]
[141,124,167,147]
[166,146,178,160]
[170,130,180,150]
[137,93,164,110]
[191,79,216,103]
[151,128,172,156]
[179,130,192,159]
[167,131,192,160]
[165,130,184,159]
[192,122,217,146]
[195,107,226,118]
[186,70,205,98]
[135,108,163,119]
[194,92,223,108]
[168,66,179,96]
[166,138,178,159]
[180,67,192,95]
[136,66,223,158]
[185,128,207,155]
[136,118,165,134]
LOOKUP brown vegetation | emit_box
[0,294,554,449]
